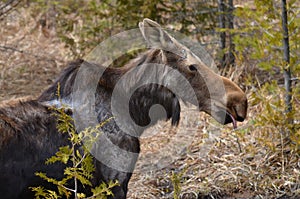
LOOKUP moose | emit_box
[0,19,247,198]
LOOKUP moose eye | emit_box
[188,64,197,72]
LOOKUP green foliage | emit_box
[170,167,187,199]
[31,187,60,199]
[233,0,300,74]
[250,81,300,150]
[30,92,119,199]
[27,0,219,58]
[46,146,72,165]
[233,0,300,151]
[90,180,120,198]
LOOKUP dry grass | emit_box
[1,4,300,199]
[127,101,300,199]
[0,6,69,101]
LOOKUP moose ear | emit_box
[139,18,174,50]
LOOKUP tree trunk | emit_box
[228,0,235,66]
[281,0,292,113]
[218,0,226,67]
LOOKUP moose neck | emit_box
[100,49,181,137]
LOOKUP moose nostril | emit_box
[236,115,245,122]
[233,106,246,122]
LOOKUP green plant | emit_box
[232,0,300,149]
[233,0,300,73]
[27,0,220,58]
[250,81,300,150]
[30,84,119,199]
[170,167,187,199]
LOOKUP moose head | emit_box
[136,18,247,128]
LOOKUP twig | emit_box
[72,141,78,199]
[280,131,285,174]
[0,0,21,20]
[75,152,87,168]
[0,45,65,62]
[234,132,242,153]
[58,184,75,193]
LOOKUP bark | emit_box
[218,0,235,67]
[281,0,292,113]
[228,0,235,66]
[218,0,226,67]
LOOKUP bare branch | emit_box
[0,0,21,20]
[0,45,65,62]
